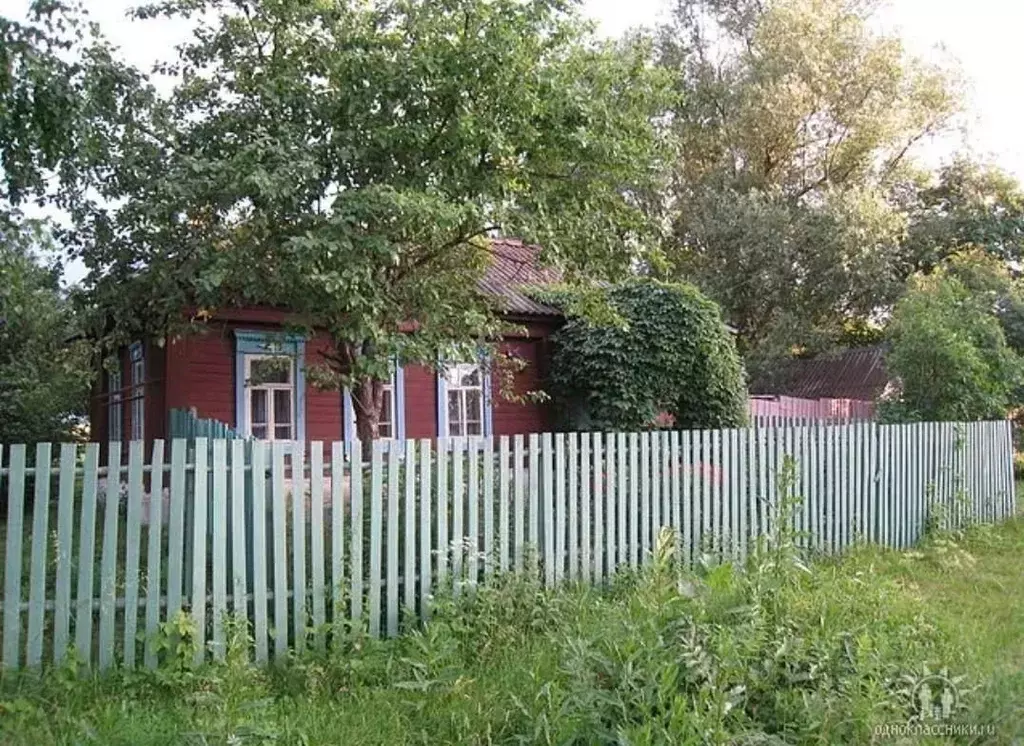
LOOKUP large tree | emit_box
[901,157,1024,275]
[656,0,961,372]
[1,2,149,225]
[0,222,92,444]
[78,0,674,443]
[1,2,147,441]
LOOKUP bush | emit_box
[544,279,748,431]
[881,271,1024,422]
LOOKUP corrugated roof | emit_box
[750,344,889,401]
[479,238,562,317]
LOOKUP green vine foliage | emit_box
[544,280,748,431]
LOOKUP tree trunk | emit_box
[353,378,385,460]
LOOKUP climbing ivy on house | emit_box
[543,280,748,431]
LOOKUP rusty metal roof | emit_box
[479,239,562,317]
[750,344,889,401]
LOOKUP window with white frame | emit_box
[244,355,295,441]
[108,370,123,442]
[129,343,145,441]
[445,363,484,437]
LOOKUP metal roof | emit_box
[479,239,562,317]
[750,344,889,401]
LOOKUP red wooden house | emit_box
[90,240,564,446]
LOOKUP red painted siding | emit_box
[94,311,561,442]
[165,331,234,425]
[404,364,439,439]
[305,336,344,441]
[494,338,551,436]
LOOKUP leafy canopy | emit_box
[656,0,961,371]
[545,280,748,431]
[78,0,675,440]
[0,222,92,444]
[882,260,1024,423]
[902,157,1024,274]
[0,1,149,223]
[0,2,149,444]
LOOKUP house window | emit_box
[129,343,145,441]
[108,370,123,443]
[445,363,485,437]
[234,330,306,442]
[244,355,295,441]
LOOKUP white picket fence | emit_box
[0,420,1016,671]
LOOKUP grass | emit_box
[0,509,1022,744]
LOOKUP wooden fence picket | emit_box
[483,436,495,582]
[628,433,639,568]
[331,442,344,630]
[498,436,510,574]
[368,443,383,638]
[542,433,555,587]
[123,441,146,667]
[53,443,78,666]
[405,439,418,615]
[3,444,26,670]
[98,442,122,670]
[568,433,579,582]
[452,439,465,596]
[466,438,479,594]
[419,440,432,619]
[310,441,326,649]
[74,444,99,667]
[211,440,228,660]
[513,435,525,573]
[348,441,363,629]
[190,439,209,667]
[589,434,602,583]
[603,433,615,578]
[554,433,566,583]
[386,443,399,637]
[640,432,650,562]
[27,442,52,667]
[251,440,269,663]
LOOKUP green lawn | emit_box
[1,511,1022,745]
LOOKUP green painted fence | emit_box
[168,408,245,440]
[0,420,1016,671]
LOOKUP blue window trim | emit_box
[128,341,145,441]
[343,363,405,442]
[234,329,306,441]
[436,354,493,438]
[108,369,123,443]
[484,357,493,436]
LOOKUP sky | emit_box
[9,0,1022,174]
[8,0,1024,282]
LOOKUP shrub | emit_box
[881,271,1024,422]
[544,280,748,431]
